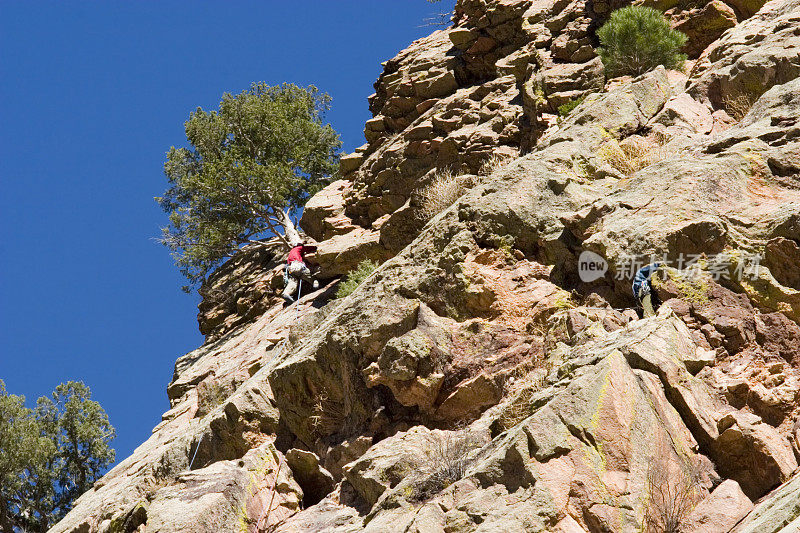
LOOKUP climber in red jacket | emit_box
[282,240,319,304]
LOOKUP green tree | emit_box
[0,381,115,533]
[597,5,687,77]
[0,382,50,532]
[157,82,342,290]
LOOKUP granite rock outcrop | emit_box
[52,0,800,531]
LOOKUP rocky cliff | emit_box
[51,0,800,531]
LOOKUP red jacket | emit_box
[287,244,317,264]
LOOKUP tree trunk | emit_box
[0,497,15,533]
[279,209,302,247]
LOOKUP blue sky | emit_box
[1,1,455,465]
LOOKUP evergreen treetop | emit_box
[598,5,688,77]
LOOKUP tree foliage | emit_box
[157,82,342,290]
[597,5,687,77]
[0,381,115,533]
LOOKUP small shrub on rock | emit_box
[498,360,552,430]
[308,390,347,437]
[335,259,380,299]
[557,96,585,118]
[196,380,231,417]
[598,6,687,77]
[644,457,702,533]
[722,72,769,121]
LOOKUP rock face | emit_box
[52,0,800,532]
[732,471,800,533]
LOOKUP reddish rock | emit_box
[672,0,738,58]
[755,311,800,366]
[682,479,753,533]
[692,284,757,354]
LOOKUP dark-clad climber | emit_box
[632,262,661,317]
[282,240,319,304]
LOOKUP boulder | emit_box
[682,479,753,533]
[755,311,800,365]
[495,43,543,80]
[684,346,718,374]
[714,410,798,499]
[434,372,502,420]
[340,152,364,175]
[764,237,800,290]
[341,426,433,508]
[300,180,356,242]
[673,0,738,58]
[363,326,446,411]
[651,92,714,133]
[412,70,458,99]
[539,57,605,111]
[724,0,770,18]
[313,228,390,277]
[272,488,363,533]
[448,27,478,48]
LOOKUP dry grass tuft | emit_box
[308,390,346,438]
[498,358,552,430]
[723,92,758,121]
[598,131,672,176]
[409,428,482,502]
[478,153,512,176]
[417,169,474,221]
[141,475,172,500]
[417,156,510,221]
[499,385,542,430]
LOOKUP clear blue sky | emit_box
[1,1,455,465]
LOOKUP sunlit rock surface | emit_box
[52,0,800,531]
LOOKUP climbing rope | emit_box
[295,278,303,320]
[188,433,203,469]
